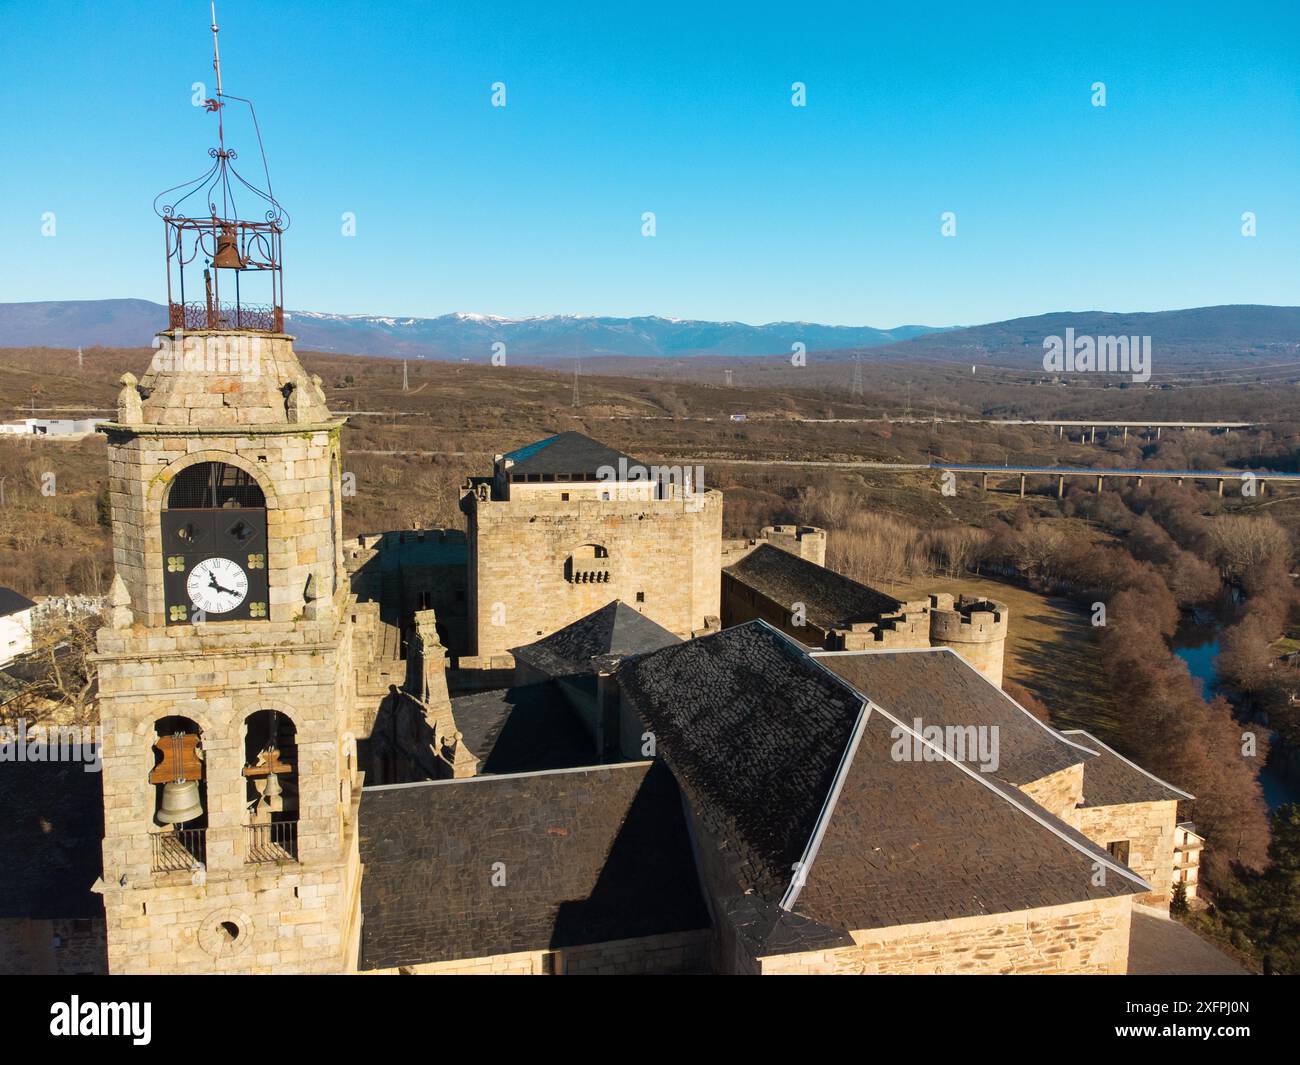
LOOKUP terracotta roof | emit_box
[1062,729,1194,807]
[619,621,1148,952]
[358,762,709,969]
[724,544,901,629]
[511,600,680,678]
[815,649,1093,786]
[503,431,641,478]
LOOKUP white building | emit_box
[0,418,102,438]
[0,588,37,666]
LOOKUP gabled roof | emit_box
[1062,729,1194,807]
[358,762,709,969]
[0,587,36,618]
[503,431,641,478]
[619,621,1149,953]
[618,621,866,904]
[815,648,1094,786]
[723,544,901,630]
[450,681,597,775]
[511,600,680,678]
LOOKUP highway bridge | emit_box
[694,457,1297,497]
[939,463,1297,498]
[1016,420,1256,442]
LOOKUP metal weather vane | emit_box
[154,2,288,333]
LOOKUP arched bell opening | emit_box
[242,710,299,863]
[161,461,270,624]
[149,716,207,871]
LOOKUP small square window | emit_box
[561,493,570,501]
[636,592,645,603]
[1106,839,1131,865]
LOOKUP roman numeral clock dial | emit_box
[186,557,250,615]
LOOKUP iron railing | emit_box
[152,828,206,872]
[168,300,283,333]
[245,821,298,864]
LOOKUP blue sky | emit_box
[0,0,1296,326]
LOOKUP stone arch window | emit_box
[162,461,270,624]
[242,710,299,863]
[149,716,206,871]
[565,543,611,584]
[167,461,266,510]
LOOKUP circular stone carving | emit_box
[197,907,254,959]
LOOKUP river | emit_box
[1172,615,1297,811]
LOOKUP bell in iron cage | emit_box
[211,224,245,269]
[157,779,203,825]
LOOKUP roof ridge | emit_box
[361,759,653,792]
[813,645,1104,758]
[777,700,871,912]
[1060,729,1196,801]
[859,698,1152,893]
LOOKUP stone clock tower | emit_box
[93,330,362,974]
[91,19,362,974]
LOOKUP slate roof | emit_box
[793,709,1145,934]
[815,649,1094,786]
[619,621,1149,953]
[503,431,641,478]
[358,761,709,969]
[451,681,597,775]
[1062,729,1194,807]
[724,544,901,630]
[0,587,36,618]
[511,600,680,678]
[618,621,866,903]
[0,750,104,919]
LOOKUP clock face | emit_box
[186,557,249,615]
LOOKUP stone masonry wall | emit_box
[757,896,1132,975]
[0,918,108,975]
[361,929,711,975]
[95,615,364,973]
[1019,764,1085,822]
[465,489,722,663]
[1072,801,1179,907]
[104,428,343,629]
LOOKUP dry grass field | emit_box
[874,572,1120,734]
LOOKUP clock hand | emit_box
[207,571,240,597]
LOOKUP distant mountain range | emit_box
[831,305,1300,368]
[0,299,946,359]
[1,300,1295,368]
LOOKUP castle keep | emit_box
[458,432,722,668]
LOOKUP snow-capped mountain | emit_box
[0,299,946,359]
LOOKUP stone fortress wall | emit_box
[461,482,722,668]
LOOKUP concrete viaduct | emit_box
[940,464,1298,499]
[999,420,1258,443]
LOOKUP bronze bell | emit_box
[258,770,298,815]
[211,225,244,269]
[157,780,203,825]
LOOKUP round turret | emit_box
[927,593,1009,687]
